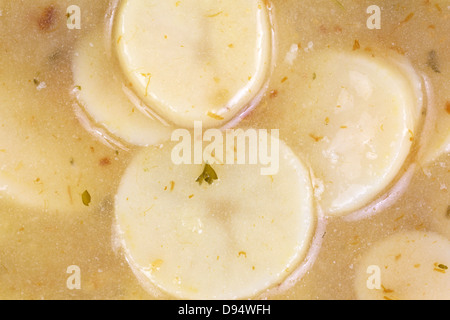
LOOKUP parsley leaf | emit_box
[196,164,218,186]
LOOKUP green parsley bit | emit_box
[196,163,218,186]
[427,50,441,73]
[82,190,91,206]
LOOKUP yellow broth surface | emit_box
[0,0,448,299]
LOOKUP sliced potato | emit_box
[277,50,423,216]
[0,66,123,213]
[115,0,272,128]
[72,27,173,147]
[354,231,450,300]
[114,134,315,299]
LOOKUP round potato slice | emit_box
[277,50,423,216]
[114,0,272,128]
[0,66,123,213]
[354,231,450,300]
[114,133,315,299]
[72,27,173,147]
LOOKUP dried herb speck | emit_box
[82,190,91,207]
[427,50,441,73]
[196,164,218,186]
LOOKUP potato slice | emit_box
[72,27,173,147]
[114,0,272,128]
[354,231,450,300]
[277,51,423,216]
[114,134,315,299]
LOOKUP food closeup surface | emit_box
[0,0,449,300]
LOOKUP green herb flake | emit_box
[48,51,61,62]
[196,163,218,186]
[33,78,40,86]
[427,50,441,73]
[446,206,450,219]
[438,264,448,270]
[82,190,91,207]
[332,0,345,9]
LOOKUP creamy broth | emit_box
[0,0,448,300]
